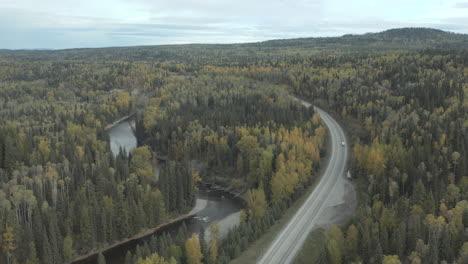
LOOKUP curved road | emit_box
[258,98,348,264]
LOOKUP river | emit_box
[109,119,137,155]
[80,118,242,264]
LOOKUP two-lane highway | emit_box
[258,97,348,264]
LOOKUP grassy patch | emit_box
[294,228,327,264]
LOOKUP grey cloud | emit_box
[455,2,468,8]
[1,0,468,49]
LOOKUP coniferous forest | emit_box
[0,28,467,264]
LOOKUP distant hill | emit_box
[1,27,467,64]
[374,27,461,40]
[254,28,467,47]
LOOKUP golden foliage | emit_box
[185,233,203,264]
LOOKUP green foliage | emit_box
[383,255,402,264]
[63,235,73,261]
[294,229,327,264]
[130,146,154,183]
[0,60,185,262]
[245,188,267,220]
[293,49,467,263]
[136,252,177,264]
[0,28,466,264]
[1,28,467,65]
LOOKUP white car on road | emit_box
[341,141,345,146]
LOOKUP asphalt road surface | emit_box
[258,98,349,264]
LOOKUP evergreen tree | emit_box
[125,251,133,264]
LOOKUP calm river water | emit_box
[74,119,242,264]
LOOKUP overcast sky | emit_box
[1,0,468,49]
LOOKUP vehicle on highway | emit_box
[341,141,345,146]
[345,170,352,180]
[259,103,349,264]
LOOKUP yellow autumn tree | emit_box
[185,233,202,264]
[209,222,220,263]
[209,239,218,263]
[114,91,132,112]
[130,146,154,183]
[137,252,177,264]
[36,137,50,162]
[367,141,386,175]
[382,255,402,264]
[192,170,201,186]
[246,188,267,220]
[144,103,166,130]
[2,226,16,264]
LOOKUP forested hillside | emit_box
[1,28,467,65]
[290,50,468,263]
[0,60,193,263]
[0,28,466,264]
[0,40,326,263]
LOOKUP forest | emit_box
[0,38,325,263]
[0,27,466,264]
[291,49,468,263]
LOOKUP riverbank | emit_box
[69,198,207,264]
[86,114,244,264]
[104,112,136,130]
